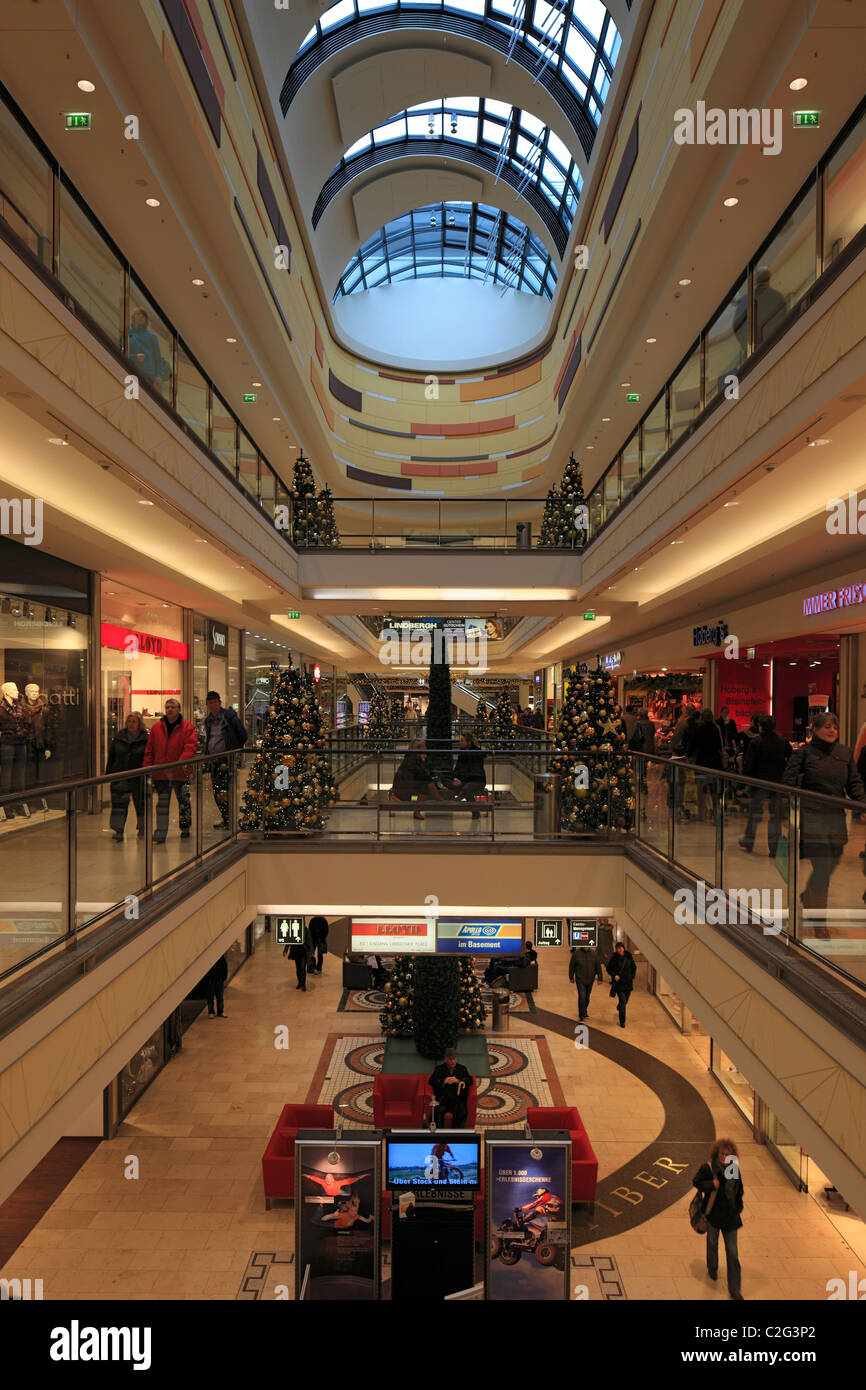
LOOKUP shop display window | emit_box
[710,1041,754,1125]
[119,1025,165,1117]
[101,582,186,743]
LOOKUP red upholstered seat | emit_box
[526,1105,597,1202]
[422,1077,478,1129]
[372,1074,429,1129]
[261,1102,334,1209]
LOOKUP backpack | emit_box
[689,1184,717,1234]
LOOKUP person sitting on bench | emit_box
[390,740,444,822]
[445,733,487,820]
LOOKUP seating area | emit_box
[526,1105,599,1205]
[372,1073,478,1129]
[261,1102,334,1209]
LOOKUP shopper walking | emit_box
[692,1138,745,1300]
[201,691,247,829]
[569,945,603,1020]
[142,698,197,843]
[284,921,313,991]
[738,715,792,857]
[105,712,148,841]
[308,915,329,974]
[205,954,228,1017]
[782,712,865,933]
[605,941,636,1028]
[688,708,725,821]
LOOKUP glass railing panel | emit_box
[260,468,276,520]
[588,483,602,538]
[793,784,866,985]
[211,396,237,476]
[150,764,199,881]
[128,277,173,403]
[753,179,818,348]
[642,390,667,475]
[671,765,717,883]
[721,780,791,936]
[0,96,52,266]
[602,458,621,522]
[75,776,146,929]
[58,181,123,347]
[669,339,702,445]
[176,343,210,446]
[238,430,259,501]
[637,754,670,856]
[200,753,234,851]
[621,429,640,501]
[823,107,866,270]
[705,274,747,404]
[370,498,440,546]
[0,793,69,978]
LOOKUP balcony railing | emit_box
[291,496,579,549]
[3,747,866,996]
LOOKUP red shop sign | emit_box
[101,622,189,661]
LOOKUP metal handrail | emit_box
[0,747,245,807]
[635,750,866,813]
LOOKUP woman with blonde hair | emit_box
[105,711,149,841]
[692,1138,744,1299]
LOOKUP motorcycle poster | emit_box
[486,1139,571,1300]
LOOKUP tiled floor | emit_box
[0,930,862,1301]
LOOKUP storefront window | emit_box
[244,631,293,741]
[710,1041,754,1125]
[101,583,186,742]
[0,591,91,793]
[119,1024,165,1117]
[654,971,684,1029]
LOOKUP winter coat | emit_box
[693,1161,744,1231]
[308,918,329,947]
[635,715,656,754]
[453,746,486,785]
[202,706,248,754]
[743,731,792,784]
[716,716,739,751]
[688,720,725,770]
[286,926,312,962]
[105,728,149,792]
[569,948,603,987]
[20,694,54,751]
[0,697,27,741]
[142,715,198,781]
[782,737,865,855]
[606,949,636,995]
[391,753,432,800]
[672,712,696,754]
[207,955,228,985]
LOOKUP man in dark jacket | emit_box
[308,915,329,975]
[284,921,313,991]
[693,1139,745,1299]
[428,1048,473,1129]
[569,946,603,1021]
[716,707,739,754]
[205,954,228,1017]
[447,734,487,816]
[606,941,636,1028]
[782,712,865,928]
[202,691,247,829]
[739,715,792,857]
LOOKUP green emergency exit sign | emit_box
[793,111,820,128]
[64,112,92,130]
[583,610,596,621]
[242,392,257,403]
[626,393,640,403]
[286,611,300,619]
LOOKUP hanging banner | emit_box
[294,1137,381,1301]
[486,1137,571,1300]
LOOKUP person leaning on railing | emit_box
[782,711,866,934]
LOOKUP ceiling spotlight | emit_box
[645,337,656,344]
[226,336,237,343]
[252,380,262,387]
[670,539,684,545]
[808,438,831,447]
[601,416,610,422]
[138,499,154,506]
[620,381,631,387]
[145,197,160,207]
[723,501,740,507]
[77,79,96,93]
[723,197,739,208]
[194,538,208,544]
[586,444,594,450]
[678,277,692,286]
[46,437,68,446]
[192,277,204,286]
[789,77,808,91]
[273,416,281,422]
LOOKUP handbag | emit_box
[689,1185,717,1234]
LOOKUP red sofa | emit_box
[261,1103,334,1209]
[526,1104,598,1204]
[372,1074,430,1129]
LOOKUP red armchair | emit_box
[372,1074,429,1129]
[262,1102,334,1209]
[526,1105,597,1203]
[426,1076,478,1130]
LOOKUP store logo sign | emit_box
[208,621,228,656]
[803,584,865,616]
[602,651,622,671]
[693,620,728,648]
[101,623,189,661]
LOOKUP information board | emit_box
[535,919,564,947]
[568,919,598,947]
[436,917,524,955]
[351,917,437,954]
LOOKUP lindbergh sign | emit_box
[803,584,866,616]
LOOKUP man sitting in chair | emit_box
[428,1048,473,1129]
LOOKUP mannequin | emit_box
[21,681,53,784]
[0,682,29,818]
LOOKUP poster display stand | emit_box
[485,1131,571,1300]
[387,1130,479,1301]
[294,1131,382,1301]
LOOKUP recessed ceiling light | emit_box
[226,336,237,343]
[194,538,208,543]
[77,79,96,93]
[138,499,154,506]
[620,381,631,387]
[678,278,692,286]
[145,197,160,208]
[46,436,68,446]
[723,197,739,208]
[723,501,740,507]
[586,444,594,450]
[161,603,171,608]
[601,417,610,422]
[670,539,684,545]
[252,381,262,387]
[192,277,204,286]
[273,417,281,422]
[646,337,656,344]
[808,438,831,447]
[789,77,808,91]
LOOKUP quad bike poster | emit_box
[486,1137,571,1300]
[294,1137,381,1300]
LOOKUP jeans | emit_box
[154,780,192,835]
[742,790,781,855]
[109,783,144,834]
[575,980,592,1018]
[614,986,630,1026]
[707,1225,741,1296]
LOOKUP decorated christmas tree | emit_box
[459,959,486,1032]
[414,957,461,1059]
[474,700,488,726]
[491,689,514,745]
[380,956,415,1035]
[539,486,564,547]
[317,485,341,546]
[239,664,337,831]
[553,663,634,834]
[365,689,397,749]
[289,451,316,545]
[538,455,587,547]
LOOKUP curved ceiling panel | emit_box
[282,0,623,162]
[331,46,493,146]
[335,201,558,301]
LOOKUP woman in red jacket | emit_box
[142,698,197,843]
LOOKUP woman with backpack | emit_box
[692,1138,745,1300]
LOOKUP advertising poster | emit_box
[436,917,524,955]
[487,1141,570,1300]
[351,917,436,954]
[295,1140,380,1300]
